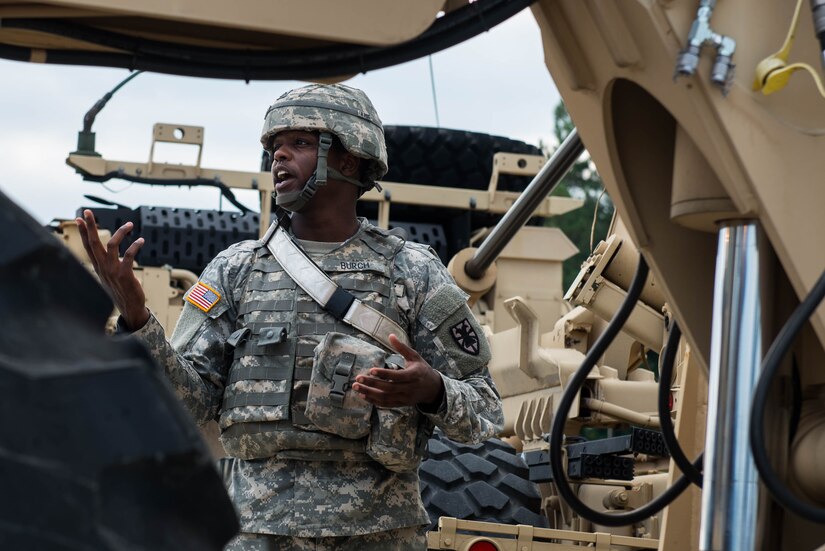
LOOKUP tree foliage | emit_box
[543,101,614,290]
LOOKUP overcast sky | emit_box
[0,8,561,224]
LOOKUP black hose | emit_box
[0,0,534,80]
[0,43,30,62]
[657,321,704,487]
[749,268,825,523]
[81,172,253,214]
[82,71,143,132]
[549,255,703,526]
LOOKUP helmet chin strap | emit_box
[275,132,333,212]
[275,132,377,212]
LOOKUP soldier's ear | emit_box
[337,151,360,178]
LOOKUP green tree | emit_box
[543,101,614,290]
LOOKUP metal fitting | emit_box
[604,489,630,509]
[675,0,737,95]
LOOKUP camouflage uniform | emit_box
[224,525,427,551]
[127,84,503,548]
[130,220,503,542]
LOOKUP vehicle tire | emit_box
[363,126,544,263]
[418,429,549,530]
[383,126,542,192]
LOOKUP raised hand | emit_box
[353,334,445,410]
[75,209,150,330]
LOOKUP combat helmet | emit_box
[261,83,388,212]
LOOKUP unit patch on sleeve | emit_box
[450,318,480,356]
[185,281,222,313]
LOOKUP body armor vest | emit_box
[219,224,408,461]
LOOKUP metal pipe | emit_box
[700,222,762,551]
[464,128,584,279]
[170,268,199,289]
[582,398,661,429]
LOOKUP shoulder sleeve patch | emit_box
[448,318,481,356]
[418,284,468,330]
[418,284,490,373]
[185,281,222,314]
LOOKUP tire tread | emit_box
[418,429,548,529]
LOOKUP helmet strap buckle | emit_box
[274,131,334,212]
[314,131,334,188]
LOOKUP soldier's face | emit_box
[271,130,319,195]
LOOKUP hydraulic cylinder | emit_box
[700,221,762,551]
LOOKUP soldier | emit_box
[76,83,503,551]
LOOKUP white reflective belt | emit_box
[264,224,409,349]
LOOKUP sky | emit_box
[0,8,561,224]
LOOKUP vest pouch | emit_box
[305,332,384,439]
[366,405,424,473]
[362,351,424,472]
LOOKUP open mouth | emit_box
[274,167,296,190]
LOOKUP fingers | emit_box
[353,356,440,407]
[352,381,406,408]
[388,334,422,361]
[354,368,412,405]
[80,210,102,250]
[77,209,140,271]
[120,237,145,272]
[76,213,99,269]
[353,375,397,393]
[78,209,111,269]
[364,366,414,383]
[354,357,429,406]
[74,210,148,324]
[107,221,134,251]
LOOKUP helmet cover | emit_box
[261,83,388,188]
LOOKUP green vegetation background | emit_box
[544,102,614,291]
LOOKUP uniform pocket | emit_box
[366,405,424,473]
[305,332,385,439]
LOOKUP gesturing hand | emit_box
[75,209,150,330]
[353,334,445,410]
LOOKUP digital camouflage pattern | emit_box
[224,524,427,550]
[130,218,503,537]
[217,222,405,461]
[306,332,384,440]
[218,453,426,538]
[366,401,422,473]
[260,84,388,186]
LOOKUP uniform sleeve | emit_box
[130,243,255,425]
[398,245,504,444]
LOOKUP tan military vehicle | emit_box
[3,1,825,550]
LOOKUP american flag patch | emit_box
[185,281,221,313]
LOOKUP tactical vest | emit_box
[219,224,410,462]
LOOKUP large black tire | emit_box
[87,127,543,272]
[360,126,544,263]
[384,126,542,192]
[418,429,549,530]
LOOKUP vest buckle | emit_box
[259,325,287,346]
[329,352,356,408]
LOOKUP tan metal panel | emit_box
[532,0,825,360]
[19,0,445,46]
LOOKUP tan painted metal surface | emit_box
[428,517,659,550]
[492,226,578,334]
[529,4,825,545]
[530,0,825,367]
[65,155,583,235]
[0,0,446,49]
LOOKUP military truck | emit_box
[2,1,825,550]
